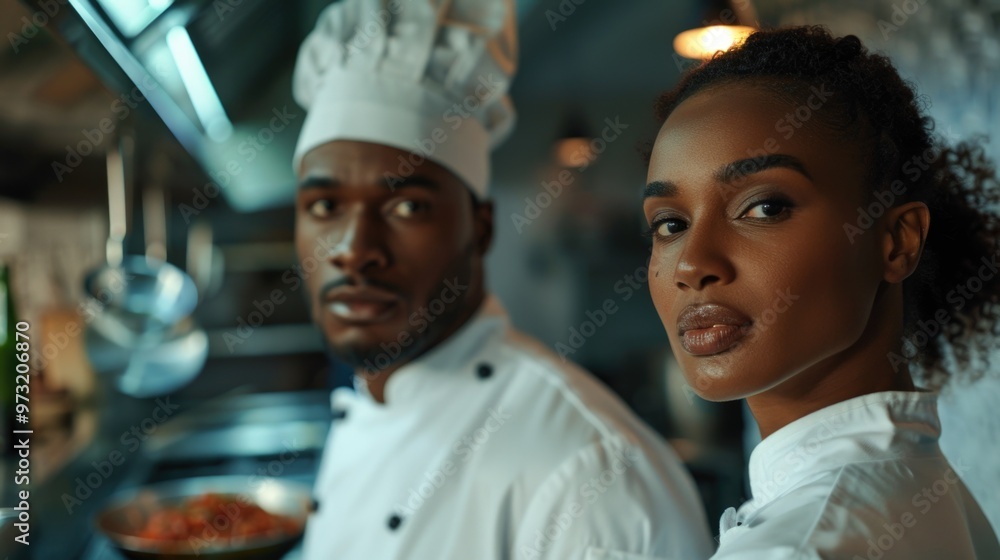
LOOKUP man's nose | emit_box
[324,213,390,275]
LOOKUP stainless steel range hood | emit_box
[49,0,323,211]
[41,0,544,212]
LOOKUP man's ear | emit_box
[473,198,494,256]
[881,201,930,284]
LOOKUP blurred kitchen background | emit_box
[0,0,998,558]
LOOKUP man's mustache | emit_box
[318,276,405,303]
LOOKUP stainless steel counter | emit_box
[33,389,332,559]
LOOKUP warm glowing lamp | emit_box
[673,0,759,60]
[553,111,594,169]
[674,25,756,59]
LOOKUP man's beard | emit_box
[325,242,478,376]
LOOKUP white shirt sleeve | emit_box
[511,438,713,560]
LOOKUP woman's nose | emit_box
[672,225,735,291]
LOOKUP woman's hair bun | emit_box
[833,35,863,62]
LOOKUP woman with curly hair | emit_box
[642,26,1000,558]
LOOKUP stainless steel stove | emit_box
[79,391,331,559]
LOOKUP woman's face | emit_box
[644,83,885,401]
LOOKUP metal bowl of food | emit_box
[95,476,313,560]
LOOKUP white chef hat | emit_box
[292,0,518,199]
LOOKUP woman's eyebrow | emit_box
[715,154,813,184]
[643,154,812,200]
[643,180,677,200]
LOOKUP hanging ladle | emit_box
[83,134,206,396]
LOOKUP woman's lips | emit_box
[676,303,754,356]
[680,324,751,356]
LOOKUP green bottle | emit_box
[0,262,17,454]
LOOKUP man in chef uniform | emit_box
[292,1,713,558]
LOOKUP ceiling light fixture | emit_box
[674,0,759,60]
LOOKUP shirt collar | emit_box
[746,390,941,508]
[353,293,509,406]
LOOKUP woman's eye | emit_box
[743,199,791,219]
[658,219,687,236]
[308,199,335,218]
[645,218,687,240]
[391,200,428,218]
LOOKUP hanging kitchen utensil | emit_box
[186,219,224,303]
[118,155,208,397]
[84,135,198,340]
[83,134,206,397]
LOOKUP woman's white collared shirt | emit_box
[712,391,1000,559]
[301,295,714,560]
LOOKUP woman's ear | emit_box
[881,201,930,284]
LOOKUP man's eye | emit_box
[391,200,427,218]
[308,199,334,218]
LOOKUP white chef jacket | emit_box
[302,295,714,560]
[712,391,1000,559]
